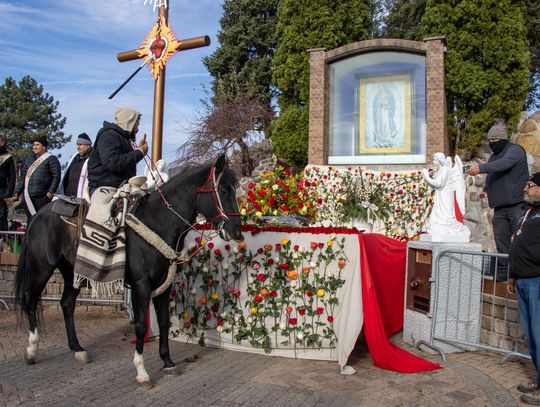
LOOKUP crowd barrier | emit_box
[0,230,124,309]
[417,249,530,364]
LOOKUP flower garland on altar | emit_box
[303,166,433,241]
[170,234,347,353]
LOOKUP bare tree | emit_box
[175,92,274,176]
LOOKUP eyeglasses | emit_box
[526,183,538,189]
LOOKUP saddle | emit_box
[52,195,90,218]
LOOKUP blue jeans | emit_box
[516,277,540,383]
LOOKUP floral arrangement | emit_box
[239,166,319,225]
[304,166,433,241]
[170,234,347,353]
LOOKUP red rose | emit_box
[286,306,293,314]
[214,248,221,256]
[280,263,289,270]
[327,315,334,323]
[318,242,324,249]
[306,290,313,297]
[205,313,212,321]
[225,244,231,251]
[233,289,241,298]
[211,305,219,313]
[275,243,281,250]
[284,169,291,176]
[257,248,263,254]
[267,259,274,265]
[298,308,306,315]
[254,296,263,303]
[170,290,177,297]
[217,319,224,326]
[208,242,214,249]
[310,242,318,249]
[208,279,214,286]
[256,273,266,281]
[293,245,299,251]
[317,307,324,315]
[289,318,297,325]
[252,261,261,270]
[270,290,277,297]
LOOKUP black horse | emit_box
[14,155,243,388]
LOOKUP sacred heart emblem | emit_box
[149,35,166,60]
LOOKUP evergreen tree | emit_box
[382,0,426,40]
[423,0,530,153]
[0,76,70,159]
[526,0,540,109]
[271,0,371,166]
[203,0,279,107]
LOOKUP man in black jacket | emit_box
[88,108,148,195]
[508,172,540,405]
[0,135,16,230]
[468,122,529,281]
[14,136,61,223]
[62,133,92,199]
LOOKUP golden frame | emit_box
[358,74,412,154]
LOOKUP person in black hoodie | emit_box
[87,108,148,195]
[0,135,16,230]
[508,172,540,405]
[468,122,529,281]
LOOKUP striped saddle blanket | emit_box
[73,187,126,298]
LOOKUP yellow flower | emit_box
[250,306,258,314]
[256,211,262,218]
[182,312,190,321]
[199,238,206,246]
[211,293,219,300]
[327,241,333,247]
[272,184,279,191]
[281,238,289,245]
[316,289,325,298]
[273,210,278,216]
[240,208,247,216]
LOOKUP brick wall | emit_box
[308,37,449,165]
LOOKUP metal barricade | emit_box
[417,249,530,364]
[0,230,124,307]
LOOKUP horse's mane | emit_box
[152,160,239,198]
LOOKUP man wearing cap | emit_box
[61,133,92,200]
[14,136,61,223]
[88,107,148,194]
[0,134,16,230]
[468,122,529,281]
[508,172,540,405]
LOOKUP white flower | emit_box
[272,184,279,191]
[330,233,336,240]
[326,269,336,278]
[289,280,297,288]
[221,312,228,318]
[216,325,223,333]
[248,277,254,284]
[246,316,253,324]
[191,288,197,294]
[279,321,287,330]
[234,315,240,322]
[223,262,230,270]
[201,265,208,273]
[299,246,306,253]
[297,332,304,340]
[310,261,317,269]
[233,247,239,254]
[293,252,299,260]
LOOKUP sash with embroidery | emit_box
[24,152,51,215]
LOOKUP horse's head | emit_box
[196,155,244,242]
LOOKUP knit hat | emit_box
[529,172,540,186]
[76,133,92,145]
[487,123,509,140]
[114,108,140,133]
[31,135,48,148]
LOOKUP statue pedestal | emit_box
[403,240,482,354]
[419,233,470,243]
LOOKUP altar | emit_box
[170,226,440,373]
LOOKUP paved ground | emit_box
[0,308,536,406]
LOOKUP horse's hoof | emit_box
[137,379,154,389]
[23,350,36,365]
[75,351,91,364]
[162,366,179,376]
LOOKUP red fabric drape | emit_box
[454,191,464,223]
[359,234,441,372]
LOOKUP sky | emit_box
[0,0,224,168]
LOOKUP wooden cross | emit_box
[116,4,210,164]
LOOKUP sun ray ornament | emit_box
[109,0,210,164]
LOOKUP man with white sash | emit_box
[61,133,92,201]
[14,136,61,224]
[0,135,16,231]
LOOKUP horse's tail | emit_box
[14,236,30,311]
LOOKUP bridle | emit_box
[196,166,240,230]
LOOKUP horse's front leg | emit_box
[132,280,153,389]
[59,266,90,363]
[153,287,177,374]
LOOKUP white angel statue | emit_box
[420,153,470,242]
[144,159,169,191]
